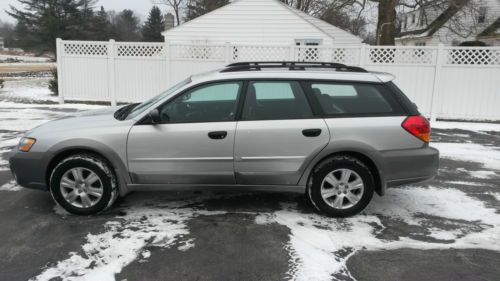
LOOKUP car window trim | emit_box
[302,80,410,118]
[239,79,318,122]
[137,79,244,125]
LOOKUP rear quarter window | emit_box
[307,82,407,116]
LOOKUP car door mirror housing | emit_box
[149,109,161,124]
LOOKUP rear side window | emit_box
[307,82,406,116]
[242,81,313,120]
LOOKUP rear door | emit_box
[234,81,329,185]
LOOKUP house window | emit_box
[418,12,425,26]
[412,13,416,24]
[295,39,322,46]
[478,7,487,23]
[415,42,426,46]
[403,16,408,29]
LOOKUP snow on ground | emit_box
[0,180,23,191]
[33,207,226,281]
[0,78,57,103]
[0,55,52,62]
[433,121,500,132]
[256,186,500,281]
[432,142,500,170]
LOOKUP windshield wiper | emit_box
[114,103,140,120]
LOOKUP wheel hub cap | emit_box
[60,167,104,209]
[320,168,364,210]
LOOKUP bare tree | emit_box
[353,0,479,45]
[153,0,186,26]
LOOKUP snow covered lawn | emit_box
[0,97,499,281]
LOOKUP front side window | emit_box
[308,82,405,116]
[158,82,241,123]
[242,81,313,121]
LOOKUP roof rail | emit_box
[220,61,368,73]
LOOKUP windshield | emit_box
[126,78,191,120]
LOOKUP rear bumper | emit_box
[9,149,48,191]
[380,146,439,188]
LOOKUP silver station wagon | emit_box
[9,62,439,217]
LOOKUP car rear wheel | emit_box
[308,155,375,217]
[49,154,118,215]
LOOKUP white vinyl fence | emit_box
[56,39,500,121]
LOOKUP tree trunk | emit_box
[376,0,398,45]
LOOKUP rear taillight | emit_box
[402,115,430,142]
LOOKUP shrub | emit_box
[0,79,4,89]
[48,68,58,96]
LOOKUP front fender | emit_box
[44,139,131,196]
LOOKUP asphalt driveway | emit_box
[1,101,500,281]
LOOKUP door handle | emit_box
[302,129,322,137]
[208,131,228,140]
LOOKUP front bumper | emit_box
[9,149,48,191]
[381,146,440,188]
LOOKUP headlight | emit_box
[19,137,36,152]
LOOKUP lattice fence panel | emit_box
[63,42,108,56]
[295,47,321,62]
[171,44,225,60]
[116,44,165,58]
[445,48,500,65]
[232,45,289,61]
[328,48,360,64]
[366,48,435,64]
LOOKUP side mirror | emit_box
[149,109,161,124]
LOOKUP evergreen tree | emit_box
[87,6,113,41]
[114,9,142,42]
[7,0,91,54]
[184,0,229,22]
[142,6,165,42]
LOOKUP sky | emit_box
[0,0,162,23]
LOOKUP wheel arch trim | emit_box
[44,139,131,196]
[298,140,386,196]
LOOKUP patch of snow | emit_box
[177,238,195,251]
[32,207,225,281]
[0,101,106,111]
[489,193,500,201]
[433,121,500,132]
[0,55,52,62]
[432,142,500,170]
[257,186,500,281]
[0,78,56,102]
[0,180,23,191]
[141,250,151,259]
[468,170,498,179]
[447,181,486,186]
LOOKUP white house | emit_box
[161,0,363,46]
[396,0,500,46]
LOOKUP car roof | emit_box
[190,62,395,84]
[192,70,394,84]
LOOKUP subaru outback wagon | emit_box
[9,62,439,217]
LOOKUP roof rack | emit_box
[220,61,368,73]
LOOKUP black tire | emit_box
[49,154,118,215]
[308,155,375,217]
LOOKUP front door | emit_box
[234,81,329,185]
[127,81,242,184]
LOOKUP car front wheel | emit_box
[308,155,375,217]
[49,154,118,215]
